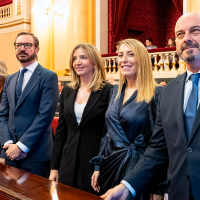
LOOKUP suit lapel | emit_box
[79,89,103,127]
[15,64,42,111]
[174,72,188,145]
[189,101,200,144]
[66,87,79,125]
[9,71,20,107]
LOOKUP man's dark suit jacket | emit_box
[0,64,58,163]
[50,83,112,192]
[124,72,200,200]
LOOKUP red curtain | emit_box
[171,0,183,14]
[0,0,12,7]
[111,0,131,41]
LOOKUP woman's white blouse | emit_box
[74,102,87,125]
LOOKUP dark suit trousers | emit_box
[5,159,50,178]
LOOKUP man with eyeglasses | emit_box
[0,32,58,178]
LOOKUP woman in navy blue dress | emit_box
[90,39,167,200]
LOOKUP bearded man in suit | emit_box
[0,32,58,178]
[101,12,200,200]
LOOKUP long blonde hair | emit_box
[69,44,106,91]
[0,60,9,87]
[116,39,155,103]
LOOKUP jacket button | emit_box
[185,174,190,180]
[187,147,192,153]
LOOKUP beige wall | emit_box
[0,0,31,74]
[31,0,96,76]
[0,30,30,74]
[187,0,200,12]
[96,0,108,54]
[1,0,97,76]
[53,0,96,75]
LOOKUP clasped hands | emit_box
[3,144,27,161]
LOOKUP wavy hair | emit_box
[167,38,176,47]
[116,39,155,103]
[69,43,106,91]
[0,60,9,86]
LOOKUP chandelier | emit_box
[32,0,64,18]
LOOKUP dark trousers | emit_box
[5,159,50,178]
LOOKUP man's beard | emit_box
[177,40,200,63]
[16,51,37,63]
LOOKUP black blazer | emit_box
[124,72,200,200]
[50,83,112,191]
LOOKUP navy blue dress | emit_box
[90,84,166,197]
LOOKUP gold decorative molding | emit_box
[64,69,71,76]
[0,18,31,29]
[0,185,32,200]
[54,69,71,76]
[17,5,21,15]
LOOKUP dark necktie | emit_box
[16,68,28,104]
[185,73,199,139]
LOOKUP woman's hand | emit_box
[150,194,164,200]
[49,170,59,182]
[0,158,5,164]
[91,171,100,193]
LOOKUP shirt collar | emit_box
[20,61,38,72]
[185,68,200,82]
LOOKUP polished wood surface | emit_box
[0,163,102,200]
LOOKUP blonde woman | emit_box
[49,44,112,194]
[0,61,9,102]
[90,39,167,199]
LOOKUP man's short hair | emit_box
[115,41,120,47]
[58,81,64,87]
[146,38,153,43]
[159,80,167,84]
[14,32,39,47]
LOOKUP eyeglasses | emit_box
[14,43,34,49]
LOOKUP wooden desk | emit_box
[0,163,102,200]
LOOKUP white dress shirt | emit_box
[4,61,38,153]
[183,69,200,112]
[146,45,158,49]
[122,68,200,197]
